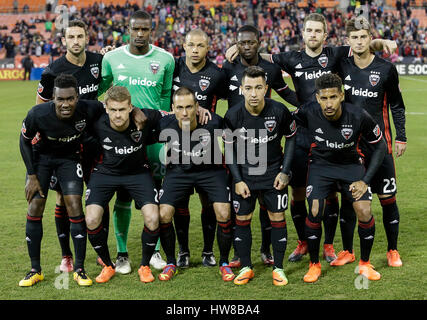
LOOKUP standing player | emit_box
[35,19,104,273]
[19,74,106,287]
[155,87,235,282]
[222,24,298,268]
[293,73,386,282]
[224,66,296,286]
[171,29,228,268]
[332,16,406,267]
[85,86,163,284]
[99,10,175,273]
[226,14,396,264]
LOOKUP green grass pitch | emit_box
[0,76,425,300]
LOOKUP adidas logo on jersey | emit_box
[79,83,98,95]
[115,144,143,155]
[295,69,331,80]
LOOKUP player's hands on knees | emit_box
[99,45,115,55]
[25,175,44,203]
[395,141,407,158]
[197,106,212,125]
[131,106,148,130]
[225,44,238,63]
[235,181,251,199]
[274,172,290,191]
[349,180,368,201]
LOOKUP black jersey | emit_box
[172,57,227,112]
[222,55,291,108]
[270,46,351,149]
[156,113,224,172]
[37,51,103,101]
[338,55,406,154]
[224,98,296,190]
[293,101,383,165]
[21,99,105,157]
[91,109,162,176]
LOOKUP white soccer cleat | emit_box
[115,256,131,274]
[150,251,167,270]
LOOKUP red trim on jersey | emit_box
[395,141,406,144]
[36,92,50,102]
[210,95,217,113]
[275,85,289,92]
[382,93,393,154]
[356,134,365,158]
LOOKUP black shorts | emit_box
[364,153,397,195]
[289,145,309,189]
[159,167,230,206]
[31,155,83,199]
[306,161,372,203]
[85,171,158,210]
[232,186,289,216]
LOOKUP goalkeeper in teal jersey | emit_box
[98,10,174,273]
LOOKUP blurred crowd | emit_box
[1,0,426,64]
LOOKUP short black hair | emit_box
[64,19,87,35]
[237,25,260,41]
[54,73,78,93]
[172,87,197,104]
[130,10,152,23]
[242,66,266,83]
[315,73,342,92]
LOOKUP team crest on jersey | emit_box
[264,120,277,132]
[318,54,328,68]
[373,124,381,137]
[199,134,211,146]
[369,74,380,86]
[75,120,86,132]
[306,185,313,198]
[85,189,91,201]
[37,83,44,94]
[199,79,210,91]
[91,66,99,79]
[150,62,160,74]
[289,120,296,133]
[341,128,353,140]
[233,200,240,213]
[130,130,142,143]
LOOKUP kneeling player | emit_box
[224,66,296,286]
[293,73,386,283]
[85,86,163,283]
[156,87,235,282]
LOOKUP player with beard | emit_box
[332,17,406,268]
[225,14,396,264]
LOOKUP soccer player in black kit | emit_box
[171,29,228,268]
[333,16,406,268]
[19,74,105,287]
[35,20,104,273]
[293,73,386,282]
[155,87,235,282]
[85,86,163,284]
[224,66,296,286]
[222,25,298,268]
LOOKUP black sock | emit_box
[358,217,375,262]
[159,222,176,265]
[201,206,216,253]
[339,198,356,253]
[271,219,287,269]
[141,226,160,266]
[234,219,252,268]
[54,205,72,257]
[380,196,399,251]
[69,215,87,271]
[323,197,339,244]
[217,220,232,265]
[290,200,308,241]
[102,205,110,237]
[259,205,272,252]
[26,214,43,272]
[88,223,113,267]
[174,207,190,253]
[305,217,322,264]
[230,209,238,256]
